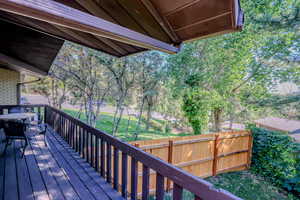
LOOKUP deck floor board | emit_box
[47,133,110,200]
[51,132,124,200]
[0,129,124,200]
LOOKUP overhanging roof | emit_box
[0,0,244,75]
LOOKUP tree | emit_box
[133,52,165,133]
[51,42,112,127]
[29,76,67,109]
[98,56,137,136]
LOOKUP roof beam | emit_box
[74,0,116,23]
[0,52,47,76]
[54,25,124,56]
[2,14,127,56]
[0,0,179,54]
[73,0,129,55]
[140,0,180,43]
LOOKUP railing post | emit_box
[142,164,150,200]
[44,105,47,124]
[156,173,165,200]
[166,140,173,192]
[131,143,139,200]
[212,135,219,176]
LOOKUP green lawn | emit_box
[63,109,191,142]
[149,171,298,200]
[206,171,298,200]
[63,109,299,200]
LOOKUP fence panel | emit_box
[129,131,252,196]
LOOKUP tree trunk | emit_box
[145,103,152,130]
[213,108,222,132]
[134,97,145,140]
[125,108,131,136]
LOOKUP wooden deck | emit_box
[0,105,242,200]
[0,128,124,200]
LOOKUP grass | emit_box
[205,171,299,200]
[63,109,299,200]
[63,109,191,142]
[149,171,299,200]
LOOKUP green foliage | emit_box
[206,171,298,200]
[182,88,226,134]
[249,125,300,196]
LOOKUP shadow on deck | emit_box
[0,128,123,200]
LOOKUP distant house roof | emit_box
[292,129,300,134]
[254,117,300,133]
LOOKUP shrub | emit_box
[249,125,300,196]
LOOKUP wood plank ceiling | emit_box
[0,0,243,75]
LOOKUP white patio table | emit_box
[0,113,36,121]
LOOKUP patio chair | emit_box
[2,120,28,157]
[26,112,47,146]
[0,120,3,130]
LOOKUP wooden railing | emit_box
[0,104,242,200]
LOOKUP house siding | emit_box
[0,68,20,105]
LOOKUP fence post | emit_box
[212,135,219,176]
[246,132,253,168]
[166,140,174,192]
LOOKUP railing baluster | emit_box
[82,129,86,159]
[67,120,71,145]
[106,143,112,183]
[121,152,128,198]
[72,123,75,149]
[74,124,77,149]
[63,117,65,138]
[173,183,183,200]
[79,127,82,156]
[131,157,138,200]
[58,115,61,136]
[113,147,119,191]
[77,125,81,154]
[90,133,93,165]
[156,173,165,200]
[63,118,66,140]
[91,135,95,168]
[86,132,90,162]
[100,140,105,177]
[37,106,41,120]
[142,165,150,200]
[96,136,100,172]
[62,117,65,138]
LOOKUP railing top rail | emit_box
[0,104,47,108]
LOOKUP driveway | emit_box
[23,94,166,120]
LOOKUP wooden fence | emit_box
[129,131,253,196]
